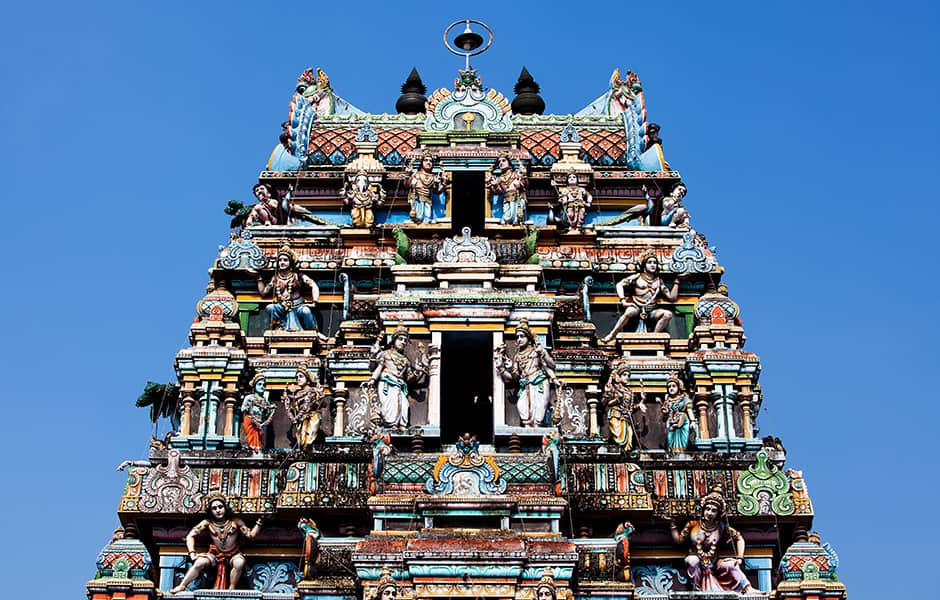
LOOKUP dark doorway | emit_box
[450,171,486,235]
[440,331,493,443]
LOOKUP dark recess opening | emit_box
[440,331,493,443]
[450,171,485,234]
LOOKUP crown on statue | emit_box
[276,243,297,264]
[700,484,727,514]
[392,321,410,340]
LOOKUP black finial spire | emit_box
[511,66,545,115]
[396,67,428,115]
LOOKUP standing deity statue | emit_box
[365,323,433,429]
[297,518,321,580]
[169,494,264,593]
[554,171,593,230]
[246,183,284,226]
[241,374,275,450]
[251,244,320,332]
[661,372,695,452]
[405,152,446,224]
[487,153,528,225]
[494,319,559,427]
[283,366,325,451]
[660,182,691,229]
[600,249,682,342]
[603,364,647,450]
[342,170,385,228]
[614,521,635,582]
[665,487,754,593]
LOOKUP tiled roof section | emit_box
[519,129,629,166]
[306,128,418,166]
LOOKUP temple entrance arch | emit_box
[439,331,493,443]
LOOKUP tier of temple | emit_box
[89,60,845,600]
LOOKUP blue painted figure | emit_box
[405,152,446,224]
[252,244,319,332]
[662,372,695,452]
[486,153,527,225]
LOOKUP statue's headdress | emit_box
[515,318,535,342]
[392,321,410,341]
[250,373,265,388]
[700,485,727,515]
[636,247,658,268]
[295,365,314,384]
[375,568,397,596]
[665,371,685,392]
[277,243,297,264]
[537,569,557,595]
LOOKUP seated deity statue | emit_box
[241,374,275,450]
[660,182,691,229]
[246,183,283,226]
[283,366,325,451]
[486,153,528,225]
[251,243,320,332]
[600,249,682,342]
[364,323,434,430]
[342,170,385,228]
[555,171,592,230]
[494,319,560,427]
[169,494,263,593]
[405,152,446,224]
[666,487,754,593]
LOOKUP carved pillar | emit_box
[492,330,505,428]
[222,394,237,437]
[428,331,442,427]
[332,384,348,436]
[180,390,196,436]
[739,386,754,439]
[694,390,710,440]
[585,384,601,438]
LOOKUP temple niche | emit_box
[91,20,846,600]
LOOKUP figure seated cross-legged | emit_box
[169,495,264,593]
[665,487,754,593]
[251,243,320,333]
[601,248,682,343]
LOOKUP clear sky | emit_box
[2,1,937,598]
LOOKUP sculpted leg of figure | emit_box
[265,304,286,329]
[602,306,640,343]
[684,555,703,589]
[228,554,247,589]
[171,556,212,593]
[651,308,674,333]
[295,306,317,330]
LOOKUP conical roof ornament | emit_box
[511,66,545,115]
[396,67,428,115]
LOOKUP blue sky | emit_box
[2,1,937,598]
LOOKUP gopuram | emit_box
[88,20,846,600]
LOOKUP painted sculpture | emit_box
[536,568,558,600]
[601,249,681,342]
[494,319,559,427]
[241,374,275,450]
[487,153,528,225]
[284,366,325,451]
[405,152,446,224]
[246,183,283,226]
[614,521,635,582]
[662,372,695,452]
[661,182,691,229]
[554,171,592,230]
[666,487,753,593]
[169,494,264,593]
[373,568,398,600]
[297,518,321,579]
[252,244,320,332]
[603,364,647,450]
[342,170,385,228]
[365,323,433,429]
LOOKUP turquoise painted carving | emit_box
[736,449,794,516]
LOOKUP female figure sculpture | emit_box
[486,153,528,225]
[241,374,275,450]
[283,366,324,451]
[366,323,432,429]
[666,487,753,593]
[494,319,559,427]
[252,244,320,332]
[169,495,264,593]
[342,170,385,228]
[661,372,695,452]
[603,364,647,451]
[405,152,446,224]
